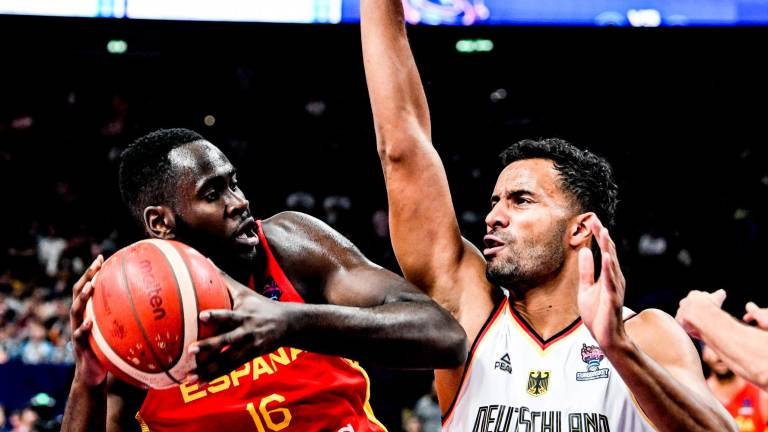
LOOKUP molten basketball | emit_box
[85,239,231,389]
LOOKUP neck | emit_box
[510,255,580,340]
[215,249,268,287]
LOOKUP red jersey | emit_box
[137,221,387,432]
[725,382,766,432]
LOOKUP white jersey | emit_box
[442,292,656,432]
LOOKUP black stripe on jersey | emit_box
[442,293,506,424]
[509,303,582,347]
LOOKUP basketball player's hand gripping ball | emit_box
[188,273,290,383]
[70,255,108,387]
[84,240,231,389]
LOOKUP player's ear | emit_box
[569,212,595,248]
[144,206,177,240]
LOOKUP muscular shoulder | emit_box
[261,211,368,301]
[262,211,363,267]
[625,308,676,331]
[625,308,699,365]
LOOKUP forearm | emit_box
[606,340,734,432]
[693,307,768,389]
[361,0,430,146]
[282,299,466,368]
[61,374,107,432]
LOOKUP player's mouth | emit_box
[233,217,259,249]
[483,234,505,257]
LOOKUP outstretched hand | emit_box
[675,289,727,340]
[743,301,768,329]
[188,273,291,383]
[70,255,108,387]
[577,216,628,350]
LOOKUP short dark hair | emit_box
[119,128,205,226]
[499,138,618,227]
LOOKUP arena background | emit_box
[1,4,767,430]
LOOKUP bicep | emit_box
[279,212,494,340]
[325,241,495,346]
[324,260,431,307]
[277,212,434,307]
[628,310,721,402]
[106,376,147,432]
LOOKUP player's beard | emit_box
[485,219,567,291]
[711,366,735,381]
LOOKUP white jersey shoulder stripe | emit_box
[442,296,509,426]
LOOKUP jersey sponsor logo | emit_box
[576,344,610,381]
[527,370,550,396]
[471,404,611,432]
[494,353,512,374]
[262,277,283,301]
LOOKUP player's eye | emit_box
[205,191,219,202]
[514,195,532,205]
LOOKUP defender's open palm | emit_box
[578,217,627,349]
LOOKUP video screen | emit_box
[1,0,766,25]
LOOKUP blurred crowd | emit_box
[2,21,768,429]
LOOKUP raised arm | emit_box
[677,291,768,390]
[578,217,735,431]
[190,212,467,381]
[360,0,493,326]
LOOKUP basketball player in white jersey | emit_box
[360,0,735,430]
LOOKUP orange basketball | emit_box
[85,239,231,389]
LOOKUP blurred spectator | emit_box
[36,225,66,279]
[323,195,352,227]
[8,407,36,432]
[702,343,768,432]
[285,191,317,214]
[26,393,59,432]
[362,209,398,271]
[401,409,422,432]
[19,319,53,365]
[413,382,441,432]
[638,230,667,256]
[0,404,6,432]
[1,394,59,432]
[6,223,38,283]
[99,95,129,138]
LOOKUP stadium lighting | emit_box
[107,39,128,54]
[456,39,494,54]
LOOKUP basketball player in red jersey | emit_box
[61,129,467,431]
[361,0,734,430]
[702,343,768,431]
